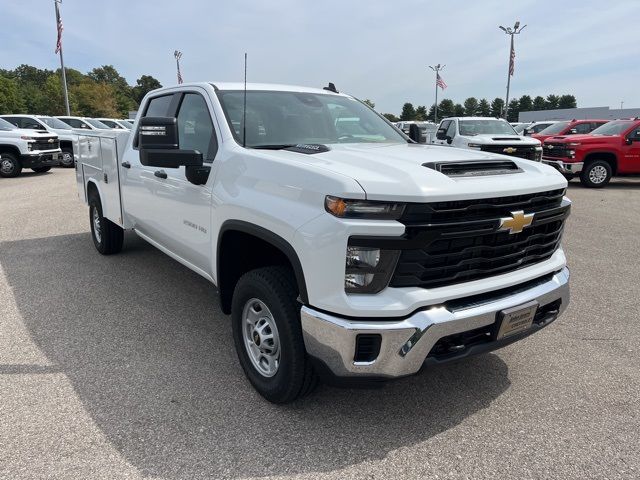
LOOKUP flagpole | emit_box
[428,64,444,123]
[54,0,70,115]
[504,34,513,119]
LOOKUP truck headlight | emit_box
[345,245,400,293]
[326,196,405,220]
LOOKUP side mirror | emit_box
[625,137,634,145]
[436,128,447,140]
[524,128,533,135]
[446,136,452,144]
[408,124,422,143]
[138,117,203,168]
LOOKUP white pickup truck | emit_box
[76,82,571,403]
[0,117,62,177]
[434,117,543,161]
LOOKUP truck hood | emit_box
[258,143,566,202]
[458,134,541,146]
[0,128,58,139]
[544,134,618,145]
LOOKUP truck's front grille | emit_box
[543,143,569,158]
[387,190,569,289]
[31,138,59,151]
[480,144,537,160]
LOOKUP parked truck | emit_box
[0,117,62,177]
[542,118,640,187]
[434,117,543,161]
[77,82,571,403]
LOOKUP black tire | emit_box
[231,266,317,403]
[31,166,51,173]
[563,173,574,182]
[0,153,22,178]
[89,195,124,255]
[60,148,75,168]
[580,160,612,188]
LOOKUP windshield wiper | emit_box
[250,144,297,150]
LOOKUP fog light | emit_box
[344,245,400,294]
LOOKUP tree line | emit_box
[378,94,577,123]
[0,64,162,117]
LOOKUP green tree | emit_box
[0,75,25,114]
[454,103,465,117]
[132,75,162,104]
[558,94,577,109]
[362,99,375,109]
[545,94,560,110]
[533,96,546,111]
[490,97,504,117]
[415,105,427,120]
[88,65,135,116]
[71,80,119,117]
[477,98,491,117]
[382,113,399,122]
[518,95,533,112]
[463,97,478,116]
[400,102,416,120]
[437,99,455,119]
[506,99,520,122]
[427,104,436,122]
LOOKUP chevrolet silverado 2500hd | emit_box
[77,82,571,403]
[434,117,543,161]
[0,117,62,177]
[542,119,640,187]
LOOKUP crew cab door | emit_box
[121,89,217,275]
[620,126,640,173]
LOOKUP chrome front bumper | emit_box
[542,159,583,175]
[301,268,570,379]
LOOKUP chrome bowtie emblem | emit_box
[503,147,517,154]
[498,210,534,234]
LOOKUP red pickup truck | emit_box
[532,119,608,144]
[542,119,640,187]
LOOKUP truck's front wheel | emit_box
[89,196,124,255]
[0,153,22,178]
[231,266,317,403]
[580,160,612,188]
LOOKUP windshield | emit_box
[0,118,16,131]
[118,121,132,129]
[590,120,633,136]
[85,118,111,129]
[458,120,517,136]
[538,121,570,135]
[513,124,529,134]
[38,117,72,130]
[99,119,124,129]
[217,90,406,147]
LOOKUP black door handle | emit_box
[154,170,167,179]
[121,161,131,169]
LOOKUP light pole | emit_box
[428,64,445,123]
[499,21,526,120]
[174,50,183,84]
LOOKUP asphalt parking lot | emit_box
[1,169,639,480]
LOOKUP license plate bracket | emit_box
[496,301,538,340]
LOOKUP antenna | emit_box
[242,52,247,148]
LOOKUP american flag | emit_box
[175,50,183,84]
[509,37,515,76]
[54,1,63,54]
[436,72,447,90]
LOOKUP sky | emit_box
[0,0,637,114]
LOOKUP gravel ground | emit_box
[1,169,639,480]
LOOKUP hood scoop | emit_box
[492,137,521,141]
[283,144,330,154]
[423,160,523,177]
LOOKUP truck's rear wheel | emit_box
[231,266,317,403]
[31,166,51,173]
[89,196,123,255]
[60,148,74,168]
[0,153,22,178]
[580,160,612,188]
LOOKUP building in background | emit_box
[519,106,640,122]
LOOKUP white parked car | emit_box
[56,116,112,131]
[434,117,542,161]
[0,117,62,177]
[1,114,78,167]
[95,118,132,130]
[75,82,570,403]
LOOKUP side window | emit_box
[439,120,451,133]
[575,123,591,134]
[446,120,456,138]
[176,93,216,163]
[592,122,606,131]
[628,128,640,141]
[145,95,173,117]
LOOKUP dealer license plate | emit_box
[496,301,538,340]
